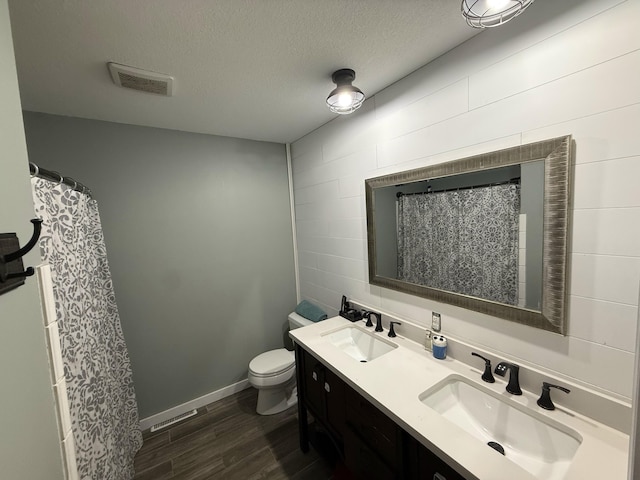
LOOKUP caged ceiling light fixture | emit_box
[461,0,535,28]
[326,68,365,115]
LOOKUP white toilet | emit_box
[248,311,313,415]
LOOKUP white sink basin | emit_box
[419,375,582,480]
[323,326,397,362]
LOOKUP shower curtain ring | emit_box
[52,171,64,184]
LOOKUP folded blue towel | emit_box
[295,300,328,322]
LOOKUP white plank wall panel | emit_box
[291,0,640,400]
[468,1,640,109]
[570,296,638,353]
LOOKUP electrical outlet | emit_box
[432,312,441,332]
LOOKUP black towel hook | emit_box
[0,218,43,284]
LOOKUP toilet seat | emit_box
[249,349,295,377]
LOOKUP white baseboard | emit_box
[139,379,251,431]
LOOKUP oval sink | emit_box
[322,326,397,362]
[419,375,582,480]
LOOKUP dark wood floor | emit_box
[133,388,336,480]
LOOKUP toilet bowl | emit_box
[248,311,313,415]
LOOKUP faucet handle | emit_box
[471,352,495,383]
[362,311,374,328]
[537,382,570,410]
[388,321,401,338]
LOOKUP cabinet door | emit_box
[346,388,400,470]
[344,425,397,480]
[323,367,346,438]
[301,350,325,419]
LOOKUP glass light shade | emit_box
[326,68,366,115]
[461,0,535,28]
[326,86,365,115]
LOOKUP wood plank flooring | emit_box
[133,388,336,480]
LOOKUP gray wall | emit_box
[22,112,297,418]
[0,2,64,477]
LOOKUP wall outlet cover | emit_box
[432,312,441,332]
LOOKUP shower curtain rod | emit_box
[396,178,520,198]
[29,162,92,197]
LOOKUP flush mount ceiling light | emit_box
[326,68,365,115]
[461,0,535,28]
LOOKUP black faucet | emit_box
[388,321,401,337]
[494,362,522,395]
[537,382,570,410]
[471,353,495,383]
[369,312,383,332]
[362,310,375,328]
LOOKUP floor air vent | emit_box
[108,62,175,96]
[150,409,198,432]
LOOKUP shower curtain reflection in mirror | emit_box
[397,182,521,306]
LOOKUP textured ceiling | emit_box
[8,0,481,144]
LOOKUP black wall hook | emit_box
[0,219,43,293]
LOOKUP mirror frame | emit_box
[365,135,573,334]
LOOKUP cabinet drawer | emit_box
[346,387,400,469]
[344,425,397,480]
[417,443,467,480]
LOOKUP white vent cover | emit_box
[108,62,174,96]
[149,408,197,432]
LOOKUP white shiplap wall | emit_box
[290,0,640,400]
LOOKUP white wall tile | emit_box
[53,379,72,437]
[375,79,469,143]
[572,208,640,256]
[523,104,640,164]
[328,218,366,240]
[45,323,65,384]
[291,146,323,175]
[36,264,57,326]
[295,219,329,238]
[297,250,318,269]
[569,295,638,352]
[373,0,626,119]
[294,181,339,205]
[573,156,640,209]
[469,1,640,109]
[570,254,640,305]
[317,254,368,282]
[62,430,79,480]
[378,51,640,168]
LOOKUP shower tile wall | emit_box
[37,265,79,480]
[290,0,640,400]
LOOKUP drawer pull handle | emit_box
[312,372,317,381]
[324,382,331,393]
[434,473,447,480]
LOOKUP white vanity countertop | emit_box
[290,316,629,480]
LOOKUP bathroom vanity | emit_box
[290,315,629,480]
[296,346,466,479]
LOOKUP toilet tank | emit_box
[288,311,314,330]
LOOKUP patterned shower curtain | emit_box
[31,178,142,480]
[397,183,520,305]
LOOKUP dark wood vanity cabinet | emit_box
[295,344,469,480]
[299,347,346,440]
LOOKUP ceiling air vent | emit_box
[107,62,174,96]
